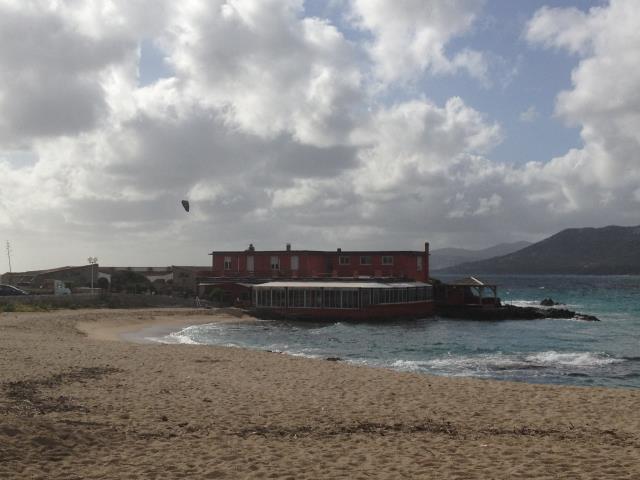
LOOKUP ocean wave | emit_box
[156,331,202,345]
[389,359,426,371]
[388,351,626,376]
[504,299,582,310]
[524,351,623,367]
[506,300,542,307]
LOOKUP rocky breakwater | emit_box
[436,304,600,322]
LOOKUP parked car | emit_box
[0,284,29,296]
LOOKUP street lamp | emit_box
[87,257,98,293]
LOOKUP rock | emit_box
[325,357,342,362]
[436,304,599,321]
[540,298,556,306]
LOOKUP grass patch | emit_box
[0,302,52,313]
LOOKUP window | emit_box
[291,255,299,271]
[247,255,254,272]
[339,256,350,265]
[417,256,423,271]
[360,255,372,265]
[288,288,305,307]
[224,256,232,270]
[270,256,280,270]
[381,255,393,265]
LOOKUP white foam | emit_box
[389,359,424,371]
[152,331,201,345]
[391,350,626,375]
[524,351,623,367]
[506,300,540,307]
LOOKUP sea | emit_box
[149,275,640,389]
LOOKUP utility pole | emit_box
[87,257,98,293]
[6,241,12,273]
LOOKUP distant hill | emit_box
[430,241,531,271]
[440,225,640,275]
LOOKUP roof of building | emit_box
[4,265,92,277]
[449,276,495,287]
[209,249,424,255]
[253,281,431,289]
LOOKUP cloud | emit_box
[525,6,594,56]
[162,0,363,147]
[2,0,640,269]
[519,106,539,122]
[349,0,487,85]
[0,1,138,146]
[526,0,640,191]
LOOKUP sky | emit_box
[1,0,639,271]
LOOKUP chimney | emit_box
[337,248,342,253]
[286,243,291,251]
[424,241,430,281]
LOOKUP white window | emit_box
[417,256,423,271]
[382,255,393,265]
[360,255,372,265]
[339,256,350,265]
[270,256,280,270]
[247,255,254,272]
[291,255,299,270]
[224,256,232,270]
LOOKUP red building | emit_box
[209,242,430,282]
[203,243,433,319]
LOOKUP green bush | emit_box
[110,271,154,294]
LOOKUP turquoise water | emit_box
[155,275,640,388]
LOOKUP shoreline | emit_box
[1,308,639,479]
[103,310,633,389]
[76,307,257,342]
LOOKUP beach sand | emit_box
[1,308,638,479]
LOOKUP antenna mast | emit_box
[6,241,12,273]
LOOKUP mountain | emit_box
[440,225,640,275]
[430,241,532,271]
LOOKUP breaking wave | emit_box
[386,351,626,377]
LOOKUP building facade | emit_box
[209,243,430,282]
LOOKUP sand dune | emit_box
[1,308,638,479]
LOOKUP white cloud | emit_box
[162,0,363,147]
[526,0,640,191]
[519,106,539,122]
[525,6,594,56]
[349,0,486,84]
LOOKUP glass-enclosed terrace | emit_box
[253,281,432,309]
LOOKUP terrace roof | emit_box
[253,281,431,289]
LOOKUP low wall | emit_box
[0,293,196,309]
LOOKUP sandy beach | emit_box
[0,308,638,479]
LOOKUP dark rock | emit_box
[436,305,599,321]
[161,415,168,422]
[540,298,556,306]
[325,357,342,362]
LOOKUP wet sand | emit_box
[1,308,638,479]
